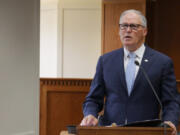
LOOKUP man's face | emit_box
[119,12,147,51]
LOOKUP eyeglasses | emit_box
[119,23,145,31]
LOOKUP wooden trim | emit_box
[40,85,48,135]
[77,126,172,135]
[40,78,92,87]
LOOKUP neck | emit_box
[125,43,143,52]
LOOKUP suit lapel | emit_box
[117,48,129,96]
[130,46,154,96]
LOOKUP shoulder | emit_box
[146,46,172,63]
[101,48,123,60]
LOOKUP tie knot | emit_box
[128,52,136,58]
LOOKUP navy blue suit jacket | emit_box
[83,46,180,126]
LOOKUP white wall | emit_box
[40,0,58,77]
[0,0,39,135]
[40,0,101,78]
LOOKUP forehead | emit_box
[120,12,142,24]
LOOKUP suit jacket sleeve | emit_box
[161,58,180,126]
[83,56,105,118]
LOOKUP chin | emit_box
[124,44,136,51]
[124,43,134,47]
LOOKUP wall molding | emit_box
[40,78,92,87]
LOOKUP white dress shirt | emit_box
[124,44,145,78]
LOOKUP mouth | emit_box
[124,35,132,39]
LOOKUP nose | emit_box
[126,26,132,32]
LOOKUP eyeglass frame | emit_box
[119,23,145,31]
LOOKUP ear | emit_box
[143,28,148,36]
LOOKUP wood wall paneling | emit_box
[156,0,180,79]
[40,78,91,135]
[102,0,146,54]
[146,0,180,79]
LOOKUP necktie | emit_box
[125,53,136,96]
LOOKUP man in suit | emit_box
[80,9,180,135]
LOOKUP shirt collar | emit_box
[124,44,145,59]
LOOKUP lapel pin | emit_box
[144,59,148,62]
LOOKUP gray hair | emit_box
[119,9,147,27]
